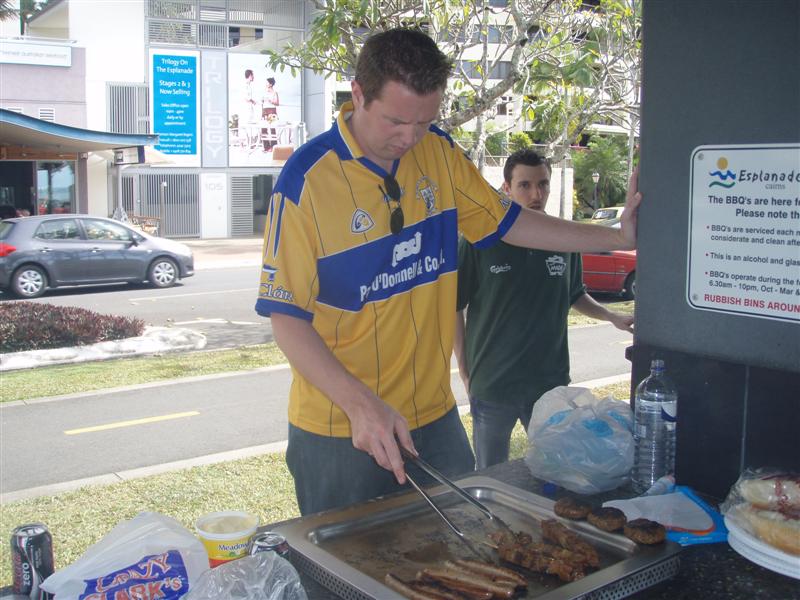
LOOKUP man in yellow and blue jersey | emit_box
[255,28,642,515]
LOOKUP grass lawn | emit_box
[0,344,287,404]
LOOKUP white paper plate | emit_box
[724,516,800,580]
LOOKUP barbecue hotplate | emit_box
[275,476,682,600]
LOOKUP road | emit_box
[1,268,632,497]
[4,265,275,349]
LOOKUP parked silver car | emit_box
[0,214,194,298]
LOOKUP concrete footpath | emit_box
[185,236,263,270]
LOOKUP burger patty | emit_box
[623,518,667,544]
[587,507,627,532]
[554,497,592,520]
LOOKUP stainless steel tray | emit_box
[275,476,681,600]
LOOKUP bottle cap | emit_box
[542,482,559,497]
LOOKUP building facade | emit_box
[2,0,606,237]
[2,0,325,238]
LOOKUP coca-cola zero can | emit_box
[247,531,290,557]
[11,523,54,599]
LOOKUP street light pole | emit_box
[591,171,600,213]
[159,181,168,236]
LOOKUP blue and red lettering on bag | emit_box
[80,550,190,600]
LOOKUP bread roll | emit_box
[738,504,800,556]
[738,475,800,511]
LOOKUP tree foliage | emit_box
[572,135,628,213]
[263,0,640,161]
[0,0,18,22]
[525,0,641,163]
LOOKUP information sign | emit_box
[151,52,198,159]
[113,146,144,165]
[687,144,800,322]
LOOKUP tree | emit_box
[0,0,18,22]
[263,0,640,162]
[572,135,628,214]
[508,131,534,153]
[524,0,641,162]
[13,1,50,33]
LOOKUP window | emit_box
[35,219,81,241]
[488,25,514,45]
[578,0,602,10]
[82,218,133,242]
[36,162,75,215]
[108,84,149,134]
[497,96,514,116]
[457,60,512,80]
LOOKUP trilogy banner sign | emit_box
[150,50,199,165]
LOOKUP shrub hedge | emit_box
[0,302,145,353]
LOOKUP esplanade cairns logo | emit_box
[709,157,736,188]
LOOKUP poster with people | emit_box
[227,53,302,167]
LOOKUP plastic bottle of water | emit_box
[631,359,678,494]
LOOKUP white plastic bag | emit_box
[185,552,308,600]
[42,512,209,599]
[525,386,634,494]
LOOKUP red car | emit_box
[582,250,637,300]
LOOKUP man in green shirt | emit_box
[454,149,634,468]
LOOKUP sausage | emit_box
[385,573,451,600]
[419,568,516,598]
[411,581,476,600]
[430,579,493,600]
[450,559,527,588]
[441,560,521,590]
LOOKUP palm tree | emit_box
[0,0,19,22]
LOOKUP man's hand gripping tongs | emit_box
[400,447,513,560]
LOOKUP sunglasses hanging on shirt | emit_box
[379,175,404,235]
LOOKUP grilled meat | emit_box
[489,518,605,583]
[587,507,627,532]
[418,568,517,598]
[623,518,667,545]
[540,519,600,567]
[448,559,527,588]
[489,530,587,582]
[387,558,527,600]
[386,573,463,600]
[554,497,592,520]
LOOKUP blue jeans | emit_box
[286,406,475,515]
[470,394,535,469]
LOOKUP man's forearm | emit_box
[453,310,468,375]
[503,209,631,252]
[573,294,616,321]
[503,167,641,252]
[573,294,634,333]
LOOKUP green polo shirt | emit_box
[456,237,586,403]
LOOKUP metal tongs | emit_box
[401,447,513,559]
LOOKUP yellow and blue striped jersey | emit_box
[255,102,520,437]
